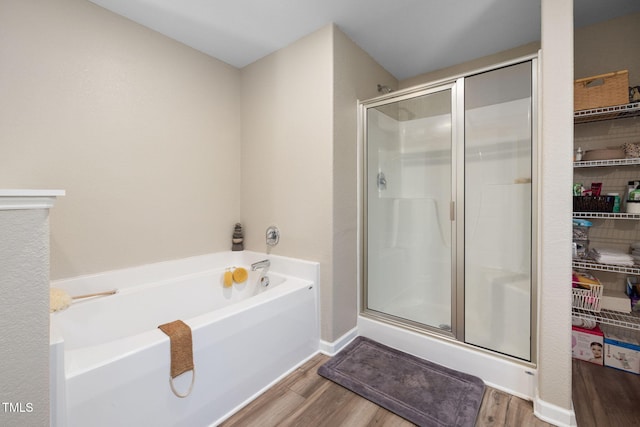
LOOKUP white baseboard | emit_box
[534,391,577,427]
[319,327,358,356]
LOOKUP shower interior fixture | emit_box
[377,171,387,190]
[377,84,393,94]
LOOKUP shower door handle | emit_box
[450,201,455,221]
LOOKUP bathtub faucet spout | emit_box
[251,259,270,287]
[250,259,270,271]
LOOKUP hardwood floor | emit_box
[220,354,554,427]
[572,358,640,427]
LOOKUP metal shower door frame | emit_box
[360,80,461,340]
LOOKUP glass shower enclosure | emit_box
[362,60,535,361]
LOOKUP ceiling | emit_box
[88,0,640,81]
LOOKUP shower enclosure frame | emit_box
[360,56,539,366]
[361,82,461,339]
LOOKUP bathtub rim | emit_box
[50,250,320,297]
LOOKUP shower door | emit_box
[363,60,535,361]
[464,62,533,361]
[364,85,457,333]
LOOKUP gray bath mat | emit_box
[318,337,485,427]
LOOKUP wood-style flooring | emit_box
[572,358,640,427]
[220,354,554,427]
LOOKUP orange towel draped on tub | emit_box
[158,320,195,397]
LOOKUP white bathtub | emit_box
[50,251,320,427]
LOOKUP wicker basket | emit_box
[574,70,629,111]
[573,195,615,213]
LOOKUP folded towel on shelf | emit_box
[158,320,194,378]
[590,248,635,266]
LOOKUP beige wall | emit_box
[240,25,334,339]
[0,0,242,280]
[400,41,540,89]
[575,12,640,85]
[240,26,333,261]
[240,24,395,341]
[332,27,397,340]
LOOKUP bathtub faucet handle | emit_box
[250,259,270,271]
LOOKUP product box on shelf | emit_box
[572,324,604,365]
[626,277,640,312]
[601,325,640,374]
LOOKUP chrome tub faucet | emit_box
[250,259,270,271]
[250,259,271,287]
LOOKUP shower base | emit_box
[378,296,451,332]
